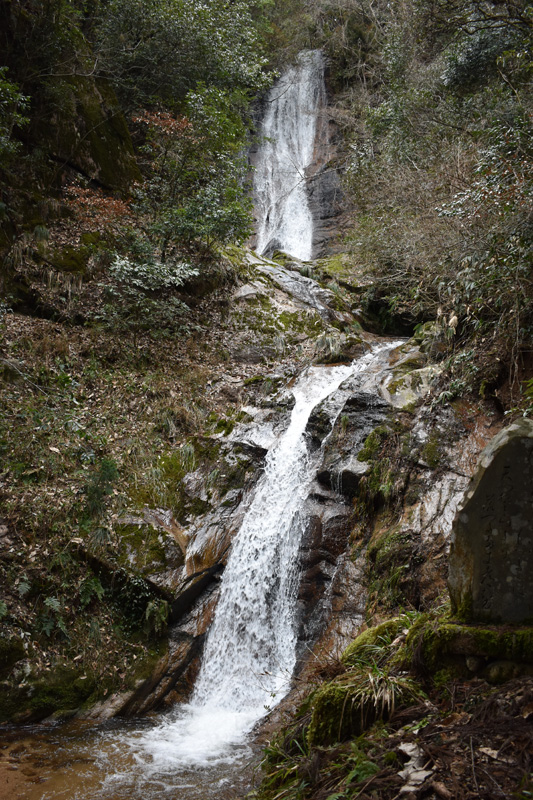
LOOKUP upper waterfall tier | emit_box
[253,50,325,261]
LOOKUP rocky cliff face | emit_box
[307,101,348,257]
[0,2,140,194]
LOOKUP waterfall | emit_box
[127,346,394,776]
[254,50,325,261]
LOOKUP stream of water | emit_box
[254,50,325,260]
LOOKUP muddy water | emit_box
[0,717,260,800]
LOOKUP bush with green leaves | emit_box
[133,87,254,253]
[95,256,198,343]
[336,0,533,398]
[95,0,271,109]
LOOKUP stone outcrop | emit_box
[316,390,389,496]
[308,164,345,257]
[249,253,341,321]
[448,419,533,624]
[296,483,354,654]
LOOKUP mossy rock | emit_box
[270,250,295,266]
[115,523,173,575]
[406,621,533,684]
[307,667,424,746]
[308,680,374,746]
[341,618,406,668]
[50,244,90,275]
[0,666,97,724]
[315,253,353,281]
[357,425,389,462]
[367,528,413,573]
[420,431,445,469]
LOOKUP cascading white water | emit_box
[123,346,395,780]
[254,50,325,261]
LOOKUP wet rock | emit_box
[247,252,340,321]
[296,492,354,653]
[448,419,533,623]
[306,405,335,450]
[170,559,226,624]
[317,456,370,497]
[79,689,139,721]
[317,391,389,496]
[228,406,288,452]
[308,164,345,257]
[119,586,220,715]
[182,469,210,503]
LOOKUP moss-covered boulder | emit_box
[341,617,406,668]
[307,667,424,746]
[406,620,533,684]
[0,665,97,724]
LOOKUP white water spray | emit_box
[254,50,325,260]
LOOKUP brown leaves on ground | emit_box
[309,679,533,800]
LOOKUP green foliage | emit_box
[144,598,169,637]
[79,574,105,608]
[95,0,271,108]
[39,596,68,639]
[257,722,311,800]
[133,89,254,253]
[95,256,196,342]
[308,667,424,745]
[338,0,533,391]
[310,2,375,91]
[342,617,410,669]
[17,577,30,598]
[109,570,165,636]
[523,376,533,415]
[443,26,525,89]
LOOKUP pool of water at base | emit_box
[0,714,261,800]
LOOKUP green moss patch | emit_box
[307,668,424,746]
[406,621,533,684]
[341,618,406,668]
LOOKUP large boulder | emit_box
[448,419,533,623]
